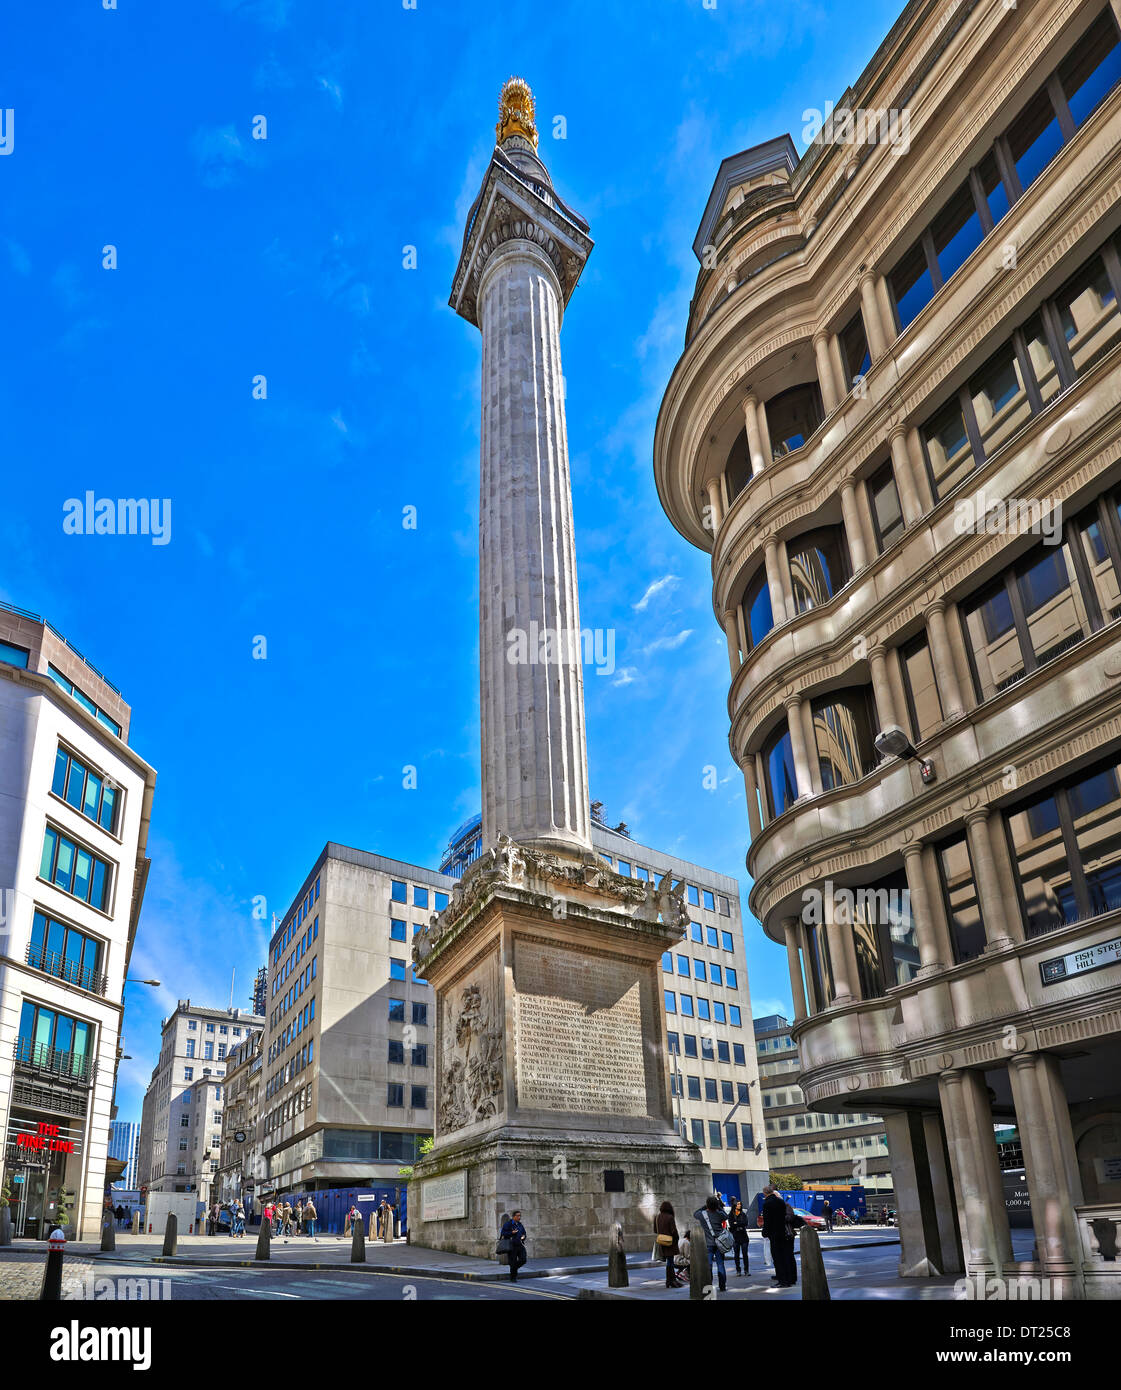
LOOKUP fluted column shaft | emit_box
[926,599,965,719]
[860,272,888,361]
[840,479,868,572]
[784,695,814,800]
[889,427,923,526]
[743,394,765,475]
[939,1068,1013,1277]
[964,810,1011,948]
[813,332,839,414]
[902,843,944,972]
[784,918,808,1022]
[478,245,591,853]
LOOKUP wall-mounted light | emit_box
[874,724,935,784]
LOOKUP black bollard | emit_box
[162,1212,178,1257]
[607,1222,629,1288]
[689,1230,712,1301]
[351,1218,366,1263]
[255,1217,271,1262]
[799,1225,830,1300]
[100,1210,116,1253]
[40,1231,65,1301]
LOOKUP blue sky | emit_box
[2,0,903,1120]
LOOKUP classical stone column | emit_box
[964,809,1014,949]
[735,604,749,661]
[756,397,773,467]
[742,757,762,838]
[883,1110,953,1276]
[939,1068,1013,1277]
[722,608,741,679]
[868,644,898,731]
[906,426,935,512]
[784,917,808,1022]
[475,236,592,854]
[801,698,824,797]
[764,538,788,627]
[784,694,814,800]
[860,272,888,360]
[704,476,723,536]
[889,427,923,526]
[1007,1052,1085,1296]
[743,393,765,475]
[776,538,796,622]
[824,909,857,1004]
[925,599,965,719]
[875,274,896,348]
[840,479,868,572]
[828,333,848,401]
[813,331,839,413]
[902,842,944,973]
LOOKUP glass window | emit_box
[766,383,823,458]
[411,1002,427,1026]
[691,1120,705,1147]
[679,994,694,1018]
[661,951,672,973]
[901,634,943,741]
[697,998,711,1021]
[706,926,719,947]
[708,1121,723,1149]
[388,1040,404,1063]
[725,428,752,502]
[664,990,676,1013]
[931,181,985,284]
[922,394,975,499]
[389,998,405,1022]
[434,892,448,911]
[1077,508,1121,622]
[725,967,738,989]
[713,1002,726,1023]
[1053,253,1121,378]
[617,860,631,878]
[702,889,715,911]
[693,959,706,981]
[976,151,1010,228]
[788,527,850,613]
[387,1083,404,1108]
[962,580,1023,698]
[1007,87,1064,192]
[868,461,904,550]
[687,885,700,907]
[762,723,798,819]
[704,1078,718,1102]
[938,834,987,963]
[0,639,29,668]
[969,339,1033,455]
[891,240,935,330]
[1068,758,1121,917]
[684,1035,698,1058]
[411,1085,428,1109]
[811,687,879,791]
[390,919,407,942]
[690,923,703,942]
[687,1075,701,1100]
[710,964,722,986]
[676,954,689,976]
[721,931,733,951]
[1017,544,1091,666]
[390,881,407,903]
[1058,12,1121,128]
[729,1005,742,1026]
[840,310,871,389]
[1006,790,1076,935]
[718,1040,731,1063]
[389,958,406,981]
[1021,312,1062,406]
[413,886,428,909]
[733,1043,746,1065]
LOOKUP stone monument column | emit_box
[477,236,591,854]
[410,78,712,1258]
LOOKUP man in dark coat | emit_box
[761,1185,798,1288]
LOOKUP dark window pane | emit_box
[869,463,904,550]
[1058,13,1121,128]
[1078,513,1121,621]
[932,182,985,284]
[1017,544,1091,665]
[52,748,68,798]
[1021,312,1062,406]
[788,527,850,613]
[1007,88,1065,192]
[840,311,871,388]
[767,383,823,458]
[891,240,934,330]
[963,582,1025,699]
[811,687,878,790]
[922,395,975,499]
[1070,760,1121,917]
[939,835,987,962]
[1007,792,1077,935]
[744,568,774,649]
[1054,254,1121,378]
[763,724,798,818]
[725,428,752,502]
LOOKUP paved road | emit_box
[0,1254,568,1301]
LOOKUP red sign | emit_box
[16,1122,74,1155]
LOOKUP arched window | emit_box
[810,686,879,791]
[788,526,851,614]
[725,428,752,504]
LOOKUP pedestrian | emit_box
[675,1228,691,1279]
[499,1209,527,1282]
[304,1196,318,1241]
[822,1199,834,1234]
[692,1195,730,1293]
[761,1185,798,1288]
[654,1201,684,1288]
[234,1202,245,1237]
[346,1204,361,1238]
[282,1202,293,1241]
[728,1198,751,1274]
[263,1200,274,1234]
[295,1198,305,1236]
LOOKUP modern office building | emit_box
[754,1014,891,1204]
[259,844,453,1195]
[439,815,483,880]
[0,602,156,1239]
[137,1001,263,1211]
[654,0,1121,1296]
[108,1118,140,1190]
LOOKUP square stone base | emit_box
[409,1127,713,1259]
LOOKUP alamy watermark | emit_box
[802,879,910,926]
[953,490,1061,545]
[802,102,911,156]
[63,493,171,546]
[506,622,615,676]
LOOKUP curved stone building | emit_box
[655,0,1121,1296]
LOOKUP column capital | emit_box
[783,692,804,714]
[901,839,924,861]
[925,595,947,617]
[963,805,991,827]
[868,642,888,662]
[742,390,758,409]
[811,328,830,347]
[889,421,908,443]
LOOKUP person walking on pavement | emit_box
[728,1198,751,1275]
[654,1201,684,1288]
[304,1197,318,1241]
[822,1199,834,1234]
[500,1210,527,1282]
[761,1185,798,1288]
[693,1195,730,1293]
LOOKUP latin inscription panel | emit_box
[514,940,648,1116]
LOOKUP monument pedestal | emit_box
[410,839,713,1258]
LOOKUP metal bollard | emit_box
[351,1219,366,1264]
[255,1218,271,1262]
[40,1228,66,1301]
[101,1210,116,1252]
[162,1212,178,1257]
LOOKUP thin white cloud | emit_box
[643,629,693,655]
[612,667,638,687]
[633,574,680,611]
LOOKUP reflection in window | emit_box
[725,429,752,503]
[922,395,975,500]
[901,634,943,741]
[932,182,985,284]
[1007,88,1064,192]
[850,869,920,996]
[840,311,871,388]
[741,568,774,650]
[811,687,879,791]
[1006,792,1073,936]
[868,462,904,551]
[937,834,987,963]
[762,722,798,818]
[1053,254,1121,379]
[1058,12,1121,129]
[788,527,851,614]
[890,241,935,331]
[969,340,1032,456]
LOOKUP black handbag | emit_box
[496,1235,511,1254]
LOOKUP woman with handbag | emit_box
[728,1198,751,1275]
[654,1201,684,1288]
[498,1209,527,1281]
[693,1195,732,1293]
